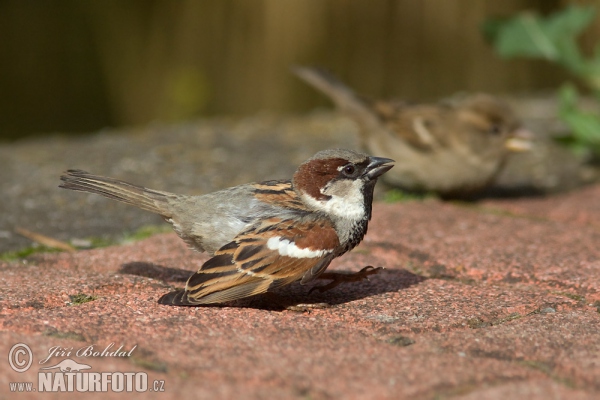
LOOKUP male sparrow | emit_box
[294,67,532,198]
[59,149,394,305]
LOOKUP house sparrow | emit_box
[293,66,532,198]
[59,149,394,305]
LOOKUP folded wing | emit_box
[159,216,340,305]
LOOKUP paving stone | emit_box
[2,113,599,398]
[1,184,599,399]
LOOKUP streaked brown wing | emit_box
[159,217,339,305]
[373,101,446,152]
[251,180,310,211]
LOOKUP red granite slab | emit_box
[1,185,599,399]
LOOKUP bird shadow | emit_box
[118,261,425,311]
[119,261,194,282]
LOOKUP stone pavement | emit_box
[0,113,361,253]
[1,184,599,399]
[0,112,599,399]
[0,107,595,254]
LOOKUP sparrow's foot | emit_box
[309,266,384,294]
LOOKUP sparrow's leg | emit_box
[309,266,384,294]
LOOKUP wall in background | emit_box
[0,0,597,139]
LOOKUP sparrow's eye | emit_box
[342,164,357,176]
[489,124,502,135]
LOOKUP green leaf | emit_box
[558,82,578,110]
[494,12,559,60]
[562,112,600,144]
[487,5,595,73]
[579,43,600,91]
[545,5,596,40]
[486,6,600,158]
[558,83,600,153]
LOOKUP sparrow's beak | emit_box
[365,156,395,180]
[505,127,534,152]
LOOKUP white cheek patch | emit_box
[267,236,330,259]
[303,179,365,220]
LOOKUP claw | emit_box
[309,266,384,294]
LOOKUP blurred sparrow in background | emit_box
[294,66,532,198]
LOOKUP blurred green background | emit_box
[2,0,600,140]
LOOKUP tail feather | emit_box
[158,289,190,305]
[292,65,382,134]
[59,169,173,217]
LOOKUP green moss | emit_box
[44,329,86,342]
[130,356,168,373]
[553,291,586,302]
[383,189,435,203]
[518,359,577,388]
[467,313,522,329]
[387,335,416,347]
[0,245,63,262]
[519,360,554,375]
[85,236,114,249]
[121,224,171,242]
[467,317,490,329]
[88,224,172,248]
[1,224,171,262]
[68,293,97,306]
[490,312,522,325]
